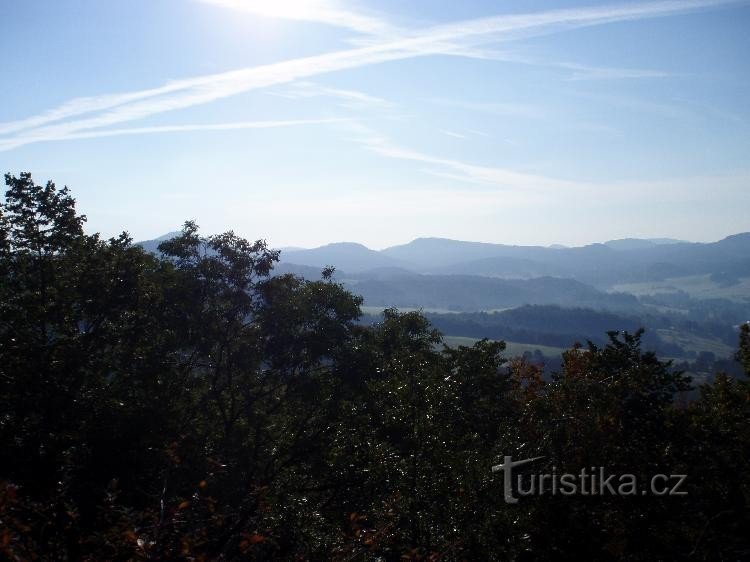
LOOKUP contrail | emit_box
[0,0,742,151]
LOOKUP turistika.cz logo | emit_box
[491,456,687,504]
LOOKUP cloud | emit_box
[439,130,468,140]
[0,118,348,151]
[343,121,750,206]
[0,87,192,136]
[1,0,742,151]
[240,172,750,239]
[268,81,391,108]
[195,0,392,35]
[560,62,674,81]
[427,98,544,120]
[343,122,578,193]
[441,47,676,81]
[367,142,575,192]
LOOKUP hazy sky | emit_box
[1,0,749,249]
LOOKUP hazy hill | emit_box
[281,242,407,272]
[136,231,182,254]
[141,232,750,287]
[380,234,749,285]
[379,237,548,270]
[347,273,639,312]
[603,237,685,250]
[132,231,750,359]
[271,262,326,278]
[415,235,750,286]
[139,232,750,297]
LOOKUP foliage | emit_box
[738,323,750,376]
[1,173,749,560]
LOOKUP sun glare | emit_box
[205,0,333,21]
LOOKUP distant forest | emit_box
[2,173,750,560]
[219,225,750,363]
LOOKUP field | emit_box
[611,274,750,303]
[441,335,566,357]
[360,305,460,315]
[655,329,735,358]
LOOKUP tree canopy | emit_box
[1,173,749,560]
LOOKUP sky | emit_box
[1,0,749,249]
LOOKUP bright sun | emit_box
[204,0,334,21]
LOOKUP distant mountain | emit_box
[380,237,549,270]
[347,273,639,312]
[347,266,417,280]
[394,235,750,286]
[135,230,749,360]
[433,242,618,283]
[604,238,686,250]
[281,242,408,273]
[435,255,558,278]
[139,231,750,290]
[271,262,327,279]
[136,231,181,254]
[714,232,750,252]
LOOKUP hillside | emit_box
[139,232,750,289]
[277,234,750,287]
[346,273,639,312]
[281,242,408,272]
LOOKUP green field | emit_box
[444,331,736,360]
[441,335,566,357]
[360,305,461,315]
[655,329,735,358]
[611,274,750,303]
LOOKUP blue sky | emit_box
[1,0,749,248]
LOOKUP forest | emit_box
[2,173,749,560]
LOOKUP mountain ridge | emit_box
[137,232,750,286]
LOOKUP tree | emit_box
[737,323,750,376]
[3,173,750,560]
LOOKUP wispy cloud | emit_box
[437,129,496,140]
[195,0,392,35]
[0,118,347,151]
[366,143,574,192]
[439,130,468,140]
[560,62,674,81]
[0,87,192,136]
[563,90,694,120]
[337,121,750,209]
[1,0,741,151]
[251,171,750,247]
[345,122,577,193]
[447,47,677,81]
[268,81,391,108]
[427,98,544,120]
